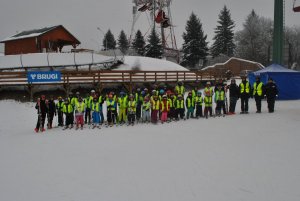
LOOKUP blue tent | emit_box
[248,64,300,100]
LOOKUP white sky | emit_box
[0,0,299,52]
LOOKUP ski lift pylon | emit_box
[293,0,300,12]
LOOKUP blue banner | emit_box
[27,71,61,83]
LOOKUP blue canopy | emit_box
[248,64,300,100]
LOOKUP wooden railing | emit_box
[0,70,220,86]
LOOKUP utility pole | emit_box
[272,0,284,65]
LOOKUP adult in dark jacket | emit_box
[228,79,239,114]
[239,76,251,114]
[47,96,56,129]
[35,95,48,132]
[253,76,265,113]
[264,78,278,113]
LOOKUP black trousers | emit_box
[65,113,73,127]
[255,95,263,112]
[58,111,64,126]
[85,108,91,124]
[128,113,136,123]
[107,110,117,124]
[229,97,238,113]
[216,100,225,114]
[176,108,185,119]
[195,105,203,117]
[136,103,142,120]
[204,107,212,117]
[240,97,249,112]
[267,97,275,112]
[36,113,46,129]
[48,112,55,127]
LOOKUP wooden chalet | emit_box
[0,25,80,55]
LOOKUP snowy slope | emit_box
[117,56,188,71]
[0,99,300,201]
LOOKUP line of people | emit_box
[34,77,278,132]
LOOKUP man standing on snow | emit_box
[35,95,48,132]
[228,79,239,115]
[239,76,251,114]
[264,78,278,113]
[253,76,265,113]
[47,95,56,129]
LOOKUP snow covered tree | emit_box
[118,30,129,54]
[234,10,273,65]
[144,28,163,58]
[132,30,146,56]
[211,5,236,58]
[181,12,209,69]
[285,26,300,68]
[103,29,116,50]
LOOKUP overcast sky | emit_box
[0,0,299,52]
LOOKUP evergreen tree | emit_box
[103,29,116,50]
[211,5,236,58]
[181,13,209,69]
[118,30,129,54]
[132,30,146,56]
[144,28,163,58]
[235,10,273,65]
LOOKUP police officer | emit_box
[239,75,251,114]
[264,78,278,113]
[253,76,264,113]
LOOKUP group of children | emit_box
[34,81,226,132]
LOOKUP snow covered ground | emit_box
[0,99,300,201]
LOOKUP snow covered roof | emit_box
[253,63,298,74]
[117,56,188,71]
[0,25,61,43]
[0,52,121,69]
[202,57,264,70]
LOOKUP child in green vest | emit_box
[195,90,203,118]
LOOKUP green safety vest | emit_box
[92,102,100,112]
[176,99,184,109]
[240,82,250,94]
[106,100,116,111]
[152,100,160,110]
[76,102,85,113]
[215,91,225,101]
[118,96,128,109]
[195,96,203,106]
[142,102,151,111]
[253,82,263,96]
[161,100,169,111]
[186,97,194,108]
[204,96,212,107]
[63,104,73,114]
[175,85,185,95]
[204,87,213,96]
[56,101,64,111]
[71,97,78,106]
[128,101,136,113]
[84,96,93,109]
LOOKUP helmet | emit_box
[162,95,167,99]
[159,89,165,95]
[141,91,146,96]
[91,90,95,93]
[178,95,183,99]
[120,91,125,96]
[144,96,149,101]
[197,90,202,95]
[144,88,148,91]
[76,92,80,95]
[129,94,134,99]
[58,96,62,100]
[136,88,141,92]
[206,81,211,85]
[69,92,73,95]
[152,90,156,94]
[178,81,183,86]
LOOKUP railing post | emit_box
[155,72,157,82]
